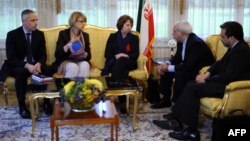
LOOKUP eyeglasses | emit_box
[77,20,86,24]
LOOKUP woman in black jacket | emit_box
[53,11,91,78]
[102,15,139,113]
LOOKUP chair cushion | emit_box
[5,76,32,91]
[200,97,222,117]
[84,25,116,69]
[89,67,102,78]
[40,25,68,65]
[205,35,227,61]
[129,70,148,81]
[89,66,148,81]
[5,77,15,91]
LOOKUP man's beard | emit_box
[222,42,230,48]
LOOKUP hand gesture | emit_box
[196,72,210,83]
[158,63,168,75]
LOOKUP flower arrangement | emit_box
[60,78,104,112]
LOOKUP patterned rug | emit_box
[0,103,212,141]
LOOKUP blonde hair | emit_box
[175,21,193,34]
[68,11,87,27]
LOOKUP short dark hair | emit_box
[21,9,35,21]
[220,21,244,41]
[116,15,133,30]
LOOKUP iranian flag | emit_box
[139,0,155,72]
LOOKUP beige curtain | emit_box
[186,0,250,39]
[0,0,57,49]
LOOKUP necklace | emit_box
[71,28,80,37]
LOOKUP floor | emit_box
[0,91,213,141]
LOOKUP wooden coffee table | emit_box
[50,99,120,141]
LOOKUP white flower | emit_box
[167,39,177,48]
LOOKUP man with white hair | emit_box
[151,21,215,109]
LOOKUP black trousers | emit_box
[159,71,196,102]
[111,57,137,103]
[172,81,226,128]
[12,65,54,108]
[111,57,137,81]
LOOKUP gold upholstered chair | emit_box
[199,35,250,118]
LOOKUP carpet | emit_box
[0,103,212,141]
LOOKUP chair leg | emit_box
[135,79,148,103]
[0,82,8,109]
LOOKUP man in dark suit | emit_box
[5,9,52,118]
[159,21,250,140]
[151,21,215,109]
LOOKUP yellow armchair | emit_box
[200,35,250,118]
[83,24,148,80]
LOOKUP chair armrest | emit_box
[225,80,250,91]
[199,66,210,74]
[137,54,148,70]
[215,80,250,117]
[131,54,148,80]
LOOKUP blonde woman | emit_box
[53,11,91,78]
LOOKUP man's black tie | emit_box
[26,33,32,63]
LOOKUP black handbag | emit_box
[212,109,250,141]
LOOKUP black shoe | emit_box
[163,112,174,120]
[44,103,53,115]
[19,107,31,119]
[169,127,200,141]
[151,100,171,109]
[152,119,181,130]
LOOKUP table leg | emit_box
[35,98,39,116]
[56,126,59,141]
[126,95,129,114]
[111,124,114,141]
[29,94,36,137]
[50,115,55,141]
[115,115,119,141]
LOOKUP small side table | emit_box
[101,76,139,130]
[28,91,60,137]
[105,89,139,129]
